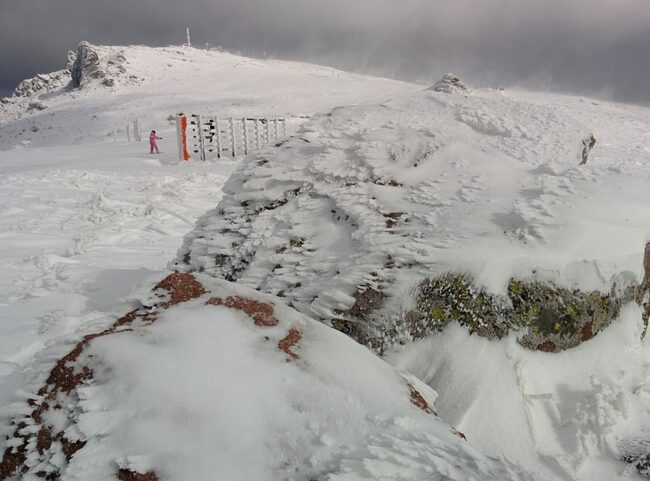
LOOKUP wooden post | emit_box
[196,114,205,161]
[274,118,279,141]
[133,119,141,142]
[255,119,261,149]
[242,118,249,155]
[281,119,287,136]
[176,115,184,161]
[126,124,131,142]
[113,128,117,143]
[265,120,271,145]
[229,117,237,157]
[215,116,221,159]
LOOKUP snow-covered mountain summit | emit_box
[0,42,416,149]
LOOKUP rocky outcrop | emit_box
[430,73,468,94]
[0,273,534,481]
[66,50,77,70]
[371,274,626,354]
[579,133,596,165]
[70,41,104,88]
[12,71,69,98]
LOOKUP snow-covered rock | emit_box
[430,73,468,94]
[172,86,649,351]
[12,71,69,98]
[69,41,104,88]
[0,272,536,481]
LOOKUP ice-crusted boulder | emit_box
[0,272,536,481]
[171,87,633,353]
[430,73,468,94]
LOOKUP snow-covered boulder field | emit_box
[172,79,650,352]
[0,272,536,481]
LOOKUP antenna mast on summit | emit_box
[186,27,192,47]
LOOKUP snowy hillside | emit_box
[2,41,650,481]
[0,42,416,149]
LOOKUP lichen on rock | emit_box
[397,274,625,353]
[408,274,510,340]
[508,278,622,351]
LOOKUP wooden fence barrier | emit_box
[176,114,287,161]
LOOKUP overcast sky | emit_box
[1,0,649,102]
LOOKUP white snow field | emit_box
[1,42,650,481]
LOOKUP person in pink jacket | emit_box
[149,130,162,154]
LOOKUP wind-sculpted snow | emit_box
[173,86,650,350]
[0,273,537,481]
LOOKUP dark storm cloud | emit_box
[1,0,649,102]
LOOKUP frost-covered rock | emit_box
[27,101,47,111]
[430,73,468,94]
[0,272,536,481]
[65,50,77,70]
[70,41,104,88]
[579,133,596,165]
[12,71,69,98]
[172,87,632,352]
